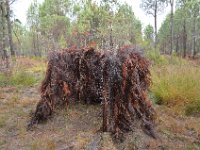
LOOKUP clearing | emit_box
[0,58,200,150]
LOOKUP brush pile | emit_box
[28,46,156,140]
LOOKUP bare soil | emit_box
[0,85,200,150]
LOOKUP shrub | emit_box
[146,50,168,65]
[145,49,188,66]
[151,64,200,115]
[0,70,38,87]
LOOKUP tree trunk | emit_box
[170,0,174,55]
[192,18,196,59]
[183,19,187,58]
[36,31,41,56]
[110,23,113,49]
[5,0,15,56]
[154,1,157,50]
[176,35,179,54]
[0,1,9,67]
[0,2,6,59]
[32,33,37,56]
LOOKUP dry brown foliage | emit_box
[28,46,156,140]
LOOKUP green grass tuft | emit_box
[0,115,6,128]
[185,103,200,116]
[151,64,200,115]
[0,70,38,87]
[146,50,188,66]
[146,50,168,65]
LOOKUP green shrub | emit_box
[145,49,188,66]
[146,50,168,65]
[11,71,37,86]
[151,64,200,115]
[185,102,200,116]
[0,70,38,87]
[0,115,6,128]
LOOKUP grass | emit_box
[1,56,200,149]
[0,57,46,87]
[0,140,6,149]
[151,64,200,115]
[146,49,188,66]
[0,115,6,128]
[146,50,169,65]
[30,139,55,150]
[0,71,38,87]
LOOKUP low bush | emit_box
[0,70,38,87]
[146,50,188,66]
[151,64,200,115]
[146,50,168,65]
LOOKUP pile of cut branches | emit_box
[28,46,156,140]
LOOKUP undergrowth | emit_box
[0,58,45,87]
[146,50,188,65]
[151,64,200,115]
[0,71,37,87]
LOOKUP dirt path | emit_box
[0,86,200,150]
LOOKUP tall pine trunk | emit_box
[5,0,15,56]
[109,22,113,49]
[154,1,157,50]
[170,0,174,55]
[0,2,9,67]
[192,18,196,59]
[183,19,187,58]
[176,35,179,55]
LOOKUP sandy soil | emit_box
[0,85,200,150]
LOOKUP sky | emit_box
[11,0,173,30]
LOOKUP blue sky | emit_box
[11,0,173,30]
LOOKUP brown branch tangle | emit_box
[28,46,156,141]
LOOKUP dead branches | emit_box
[28,46,156,140]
